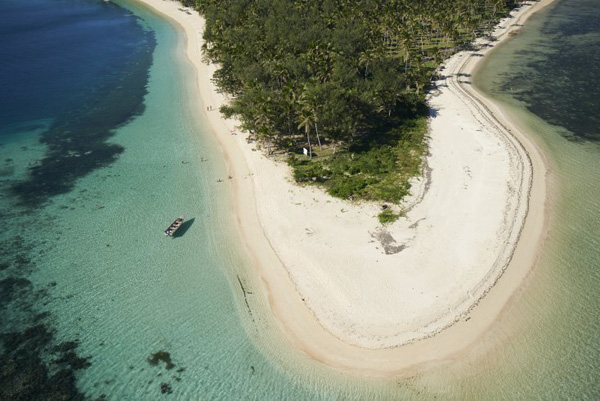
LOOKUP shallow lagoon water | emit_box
[1,0,599,399]
[466,0,600,397]
[0,0,322,398]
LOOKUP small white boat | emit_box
[164,216,184,236]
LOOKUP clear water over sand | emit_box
[465,0,600,397]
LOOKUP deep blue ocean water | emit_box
[0,0,153,127]
[0,0,155,207]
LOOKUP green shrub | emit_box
[378,209,402,224]
[327,176,368,199]
[293,162,328,183]
[289,115,427,205]
[368,177,411,203]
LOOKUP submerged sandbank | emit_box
[134,0,553,374]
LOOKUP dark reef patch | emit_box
[148,351,175,370]
[160,382,173,394]
[54,350,92,371]
[0,277,32,310]
[0,273,93,400]
[0,210,92,400]
[0,324,91,401]
[497,0,600,141]
[148,351,185,395]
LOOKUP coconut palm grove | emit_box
[183,0,527,207]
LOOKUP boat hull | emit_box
[164,216,184,236]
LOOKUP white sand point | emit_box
[135,0,554,374]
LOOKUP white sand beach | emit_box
[136,0,553,373]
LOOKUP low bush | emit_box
[378,209,402,224]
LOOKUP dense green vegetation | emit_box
[182,0,525,204]
[289,115,426,203]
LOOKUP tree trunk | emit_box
[315,123,322,150]
[306,130,312,159]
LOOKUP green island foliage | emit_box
[289,115,426,203]
[182,0,526,204]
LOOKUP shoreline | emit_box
[133,0,553,374]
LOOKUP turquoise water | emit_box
[0,0,308,398]
[29,2,327,397]
[2,0,599,399]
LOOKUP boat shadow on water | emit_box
[171,218,195,238]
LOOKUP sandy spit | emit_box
[134,0,554,374]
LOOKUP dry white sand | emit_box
[135,0,554,373]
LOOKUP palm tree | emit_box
[299,85,323,150]
[297,110,313,159]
